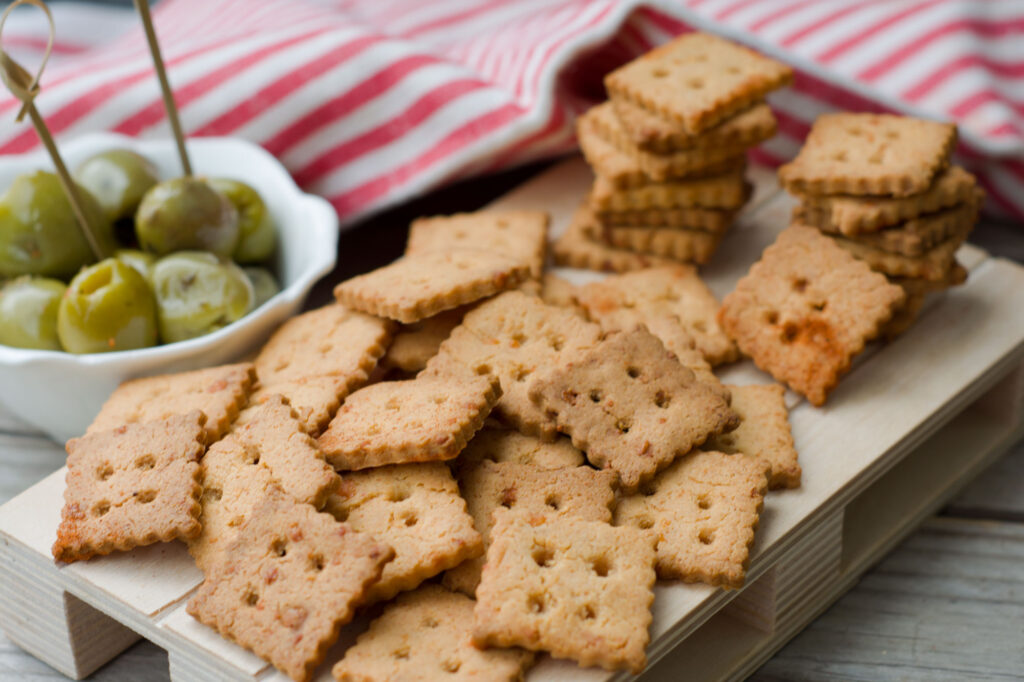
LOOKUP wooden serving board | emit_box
[2,157,1023,682]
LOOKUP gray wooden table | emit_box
[2,218,1022,681]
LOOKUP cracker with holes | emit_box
[529,328,738,491]
[590,168,749,212]
[54,411,207,563]
[423,291,602,439]
[254,304,393,433]
[779,113,956,198]
[187,491,394,682]
[579,107,751,183]
[827,218,973,282]
[318,374,501,470]
[472,509,657,673]
[323,463,482,603]
[605,225,725,265]
[718,224,905,405]
[576,264,738,365]
[578,112,745,188]
[334,250,531,324]
[634,318,731,404]
[799,197,978,257]
[799,165,978,235]
[189,395,340,571]
[405,210,549,279]
[382,306,469,374]
[615,450,769,587]
[445,460,617,596]
[708,384,799,489]
[332,584,534,682]
[451,428,584,476]
[605,33,792,135]
[612,99,778,153]
[553,204,676,273]
[88,363,254,442]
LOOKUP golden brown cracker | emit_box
[612,99,778,153]
[604,224,725,265]
[553,204,676,273]
[590,168,749,212]
[382,306,468,374]
[826,218,973,281]
[452,428,584,475]
[406,210,548,278]
[707,384,799,489]
[597,205,735,232]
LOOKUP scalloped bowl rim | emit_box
[0,133,338,369]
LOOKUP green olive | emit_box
[0,276,65,350]
[74,149,158,223]
[135,177,239,257]
[0,171,116,279]
[151,251,254,343]
[57,258,158,353]
[243,266,280,308]
[207,178,276,263]
[114,249,157,280]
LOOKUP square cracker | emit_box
[605,225,725,266]
[445,460,617,596]
[718,224,906,405]
[578,111,745,188]
[707,384,799,489]
[590,168,749,212]
[382,306,468,374]
[332,584,533,682]
[598,206,735,232]
[187,492,393,682]
[612,99,778,153]
[619,319,730,404]
[189,395,340,571]
[423,291,602,439]
[528,328,738,491]
[778,113,956,197]
[579,106,751,183]
[405,210,548,279]
[88,363,254,442]
[318,374,500,470]
[605,32,793,135]
[334,250,531,324]
[323,463,482,604]
[826,218,973,282]
[799,165,978,235]
[472,509,657,673]
[576,264,738,365]
[451,428,584,476]
[54,411,207,563]
[615,450,769,587]
[552,204,676,273]
[254,304,393,433]
[798,197,977,257]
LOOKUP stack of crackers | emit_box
[52,207,801,680]
[779,113,978,338]
[562,32,792,269]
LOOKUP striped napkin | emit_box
[2,0,1022,223]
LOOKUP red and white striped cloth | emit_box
[2,0,1023,225]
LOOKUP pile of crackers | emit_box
[780,112,977,340]
[52,208,800,680]
[564,33,792,267]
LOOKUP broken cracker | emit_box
[472,509,657,673]
[718,224,906,405]
[88,363,254,442]
[445,460,616,596]
[529,328,738,491]
[605,33,792,135]
[254,304,392,433]
[778,113,956,198]
[318,374,500,470]
[187,491,394,682]
[423,290,602,439]
[576,264,738,365]
[332,584,533,682]
[406,210,548,279]
[334,250,531,324]
[324,463,482,603]
[707,384,799,489]
[615,450,769,587]
[54,411,207,563]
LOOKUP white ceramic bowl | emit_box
[0,133,338,443]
